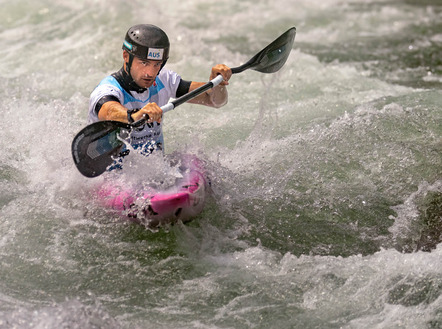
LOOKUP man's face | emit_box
[124,51,163,89]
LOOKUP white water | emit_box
[0,0,441,328]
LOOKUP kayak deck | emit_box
[95,156,208,228]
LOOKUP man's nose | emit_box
[142,64,156,76]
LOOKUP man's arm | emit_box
[97,64,232,122]
[98,101,163,123]
[97,101,129,122]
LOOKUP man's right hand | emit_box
[133,102,163,123]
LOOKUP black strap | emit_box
[176,79,192,98]
[127,108,140,123]
[94,95,120,115]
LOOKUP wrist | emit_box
[127,108,139,123]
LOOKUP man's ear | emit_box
[123,50,129,63]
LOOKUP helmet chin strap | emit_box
[160,59,168,72]
[126,53,134,75]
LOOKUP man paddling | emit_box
[88,24,232,156]
[72,26,295,178]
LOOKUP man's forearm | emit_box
[98,101,129,122]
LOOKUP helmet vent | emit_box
[130,31,138,40]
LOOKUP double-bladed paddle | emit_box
[72,27,296,177]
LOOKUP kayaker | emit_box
[88,23,232,155]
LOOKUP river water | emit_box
[1,0,441,328]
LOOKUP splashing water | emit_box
[0,0,441,328]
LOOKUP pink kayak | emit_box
[95,155,208,228]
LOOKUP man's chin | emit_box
[139,79,154,88]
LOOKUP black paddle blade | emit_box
[71,120,131,177]
[231,27,296,74]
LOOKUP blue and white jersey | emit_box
[88,69,182,151]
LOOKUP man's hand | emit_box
[133,102,163,123]
[210,64,232,85]
[186,64,232,108]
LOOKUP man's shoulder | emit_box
[157,68,182,89]
[90,75,124,102]
[97,75,122,89]
[93,74,124,93]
